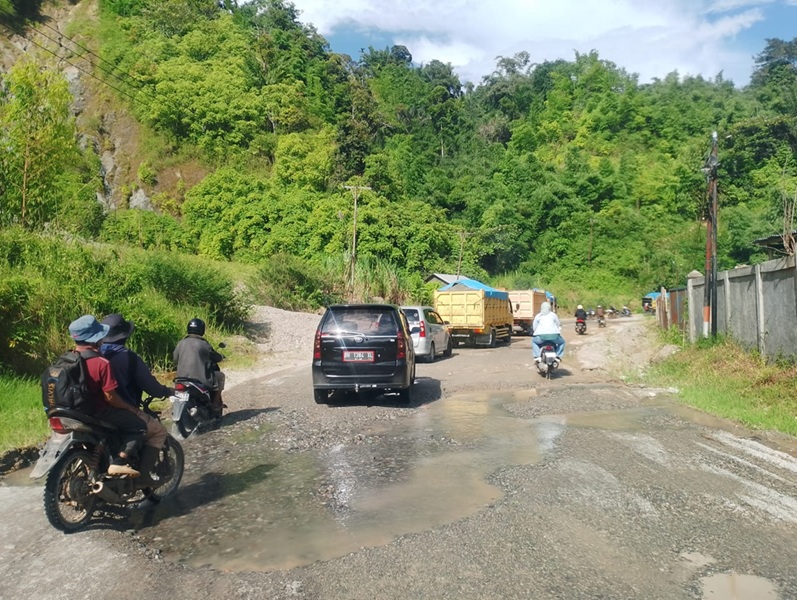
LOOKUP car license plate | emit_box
[343,350,374,362]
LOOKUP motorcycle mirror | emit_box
[218,342,227,349]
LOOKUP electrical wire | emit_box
[0,20,150,110]
[0,6,146,96]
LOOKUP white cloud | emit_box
[289,0,773,85]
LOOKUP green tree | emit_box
[0,62,78,229]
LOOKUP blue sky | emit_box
[287,0,797,86]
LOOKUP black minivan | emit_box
[312,304,416,404]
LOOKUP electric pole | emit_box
[702,132,720,338]
[343,185,371,301]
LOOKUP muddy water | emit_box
[139,391,561,572]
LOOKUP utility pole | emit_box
[702,132,720,338]
[343,185,371,301]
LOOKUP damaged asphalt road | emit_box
[1,316,796,600]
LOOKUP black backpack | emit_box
[41,350,99,414]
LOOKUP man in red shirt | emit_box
[68,315,147,477]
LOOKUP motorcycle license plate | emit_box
[343,350,374,362]
[173,391,189,401]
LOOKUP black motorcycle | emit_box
[170,377,221,438]
[31,398,184,532]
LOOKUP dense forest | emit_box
[1,0,797,372]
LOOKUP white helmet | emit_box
[577,305,583,310]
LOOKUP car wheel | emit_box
[313,389,329,404]
[443,337,453,357]
[427,342,435,363]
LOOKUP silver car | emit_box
[401,306,452,363]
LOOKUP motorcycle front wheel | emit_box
[145,437,184,502]
[176,400,200,438]
[43,449,97,533]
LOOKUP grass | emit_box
[0,375,49,453]
[645,336,797,436]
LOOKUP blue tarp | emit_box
[439,278,509,300]
[643,292,661,300]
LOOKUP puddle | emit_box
[138,391,560,572]
[1,465,37,487]
[700,573,779,599]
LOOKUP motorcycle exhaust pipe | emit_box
[91,481,123,504]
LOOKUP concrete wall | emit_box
[688,256,797,358]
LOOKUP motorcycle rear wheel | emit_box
[43,449,97,533]
[176,400,200,438]
[145,437,184,502]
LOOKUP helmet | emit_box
[577,305,583,310]
[187,318,206,336]
[597,305,602,308]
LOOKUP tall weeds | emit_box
[0,228,249,375]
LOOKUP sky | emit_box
[286,0,797,86]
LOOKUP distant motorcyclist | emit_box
[173,318,226,416]
[531,302,565,365]
[595,305,605,319]
[574,305,587,320]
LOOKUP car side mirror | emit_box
[443,321,450,325]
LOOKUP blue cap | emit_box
[68,315,110,344]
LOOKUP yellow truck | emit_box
[434,280,513,347]
[508,289,549,335]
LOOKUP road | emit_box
[1,315,796,600]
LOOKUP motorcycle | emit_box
[30,398,184,533]
[621,306,631,317]
[587,309,596,320]
[536,343,559,379]
[171,378,222,438]
[575,318,587,335]
[171,343,225,438]
[597,315,606,328]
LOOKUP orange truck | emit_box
[508,289,548,335]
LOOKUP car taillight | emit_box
[314,329,322,360]
[175,382,186,391]
[419,321,426,338]
[397,331,406,360]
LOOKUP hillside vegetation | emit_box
[1,0,797,376]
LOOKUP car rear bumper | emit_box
[312,362,412,390]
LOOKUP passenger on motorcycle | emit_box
[68,315,147,477]
[100,313,173,484]
[531,302,565,364]
[173,318,226,416]
[574,305,587,320]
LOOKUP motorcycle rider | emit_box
[100,313,172,485]
[596,305,606,326]
[173,318,226,416]
[531,302,565,365]
[575,305,587,320]
[68,315,146,477]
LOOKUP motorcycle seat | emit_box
[48,408,119,431]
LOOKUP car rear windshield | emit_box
[323,308,399,335]
[402,308,420,322]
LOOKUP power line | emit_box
[0,6,146,96]
[0,20,149,109]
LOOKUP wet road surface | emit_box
[1,318,796,599]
